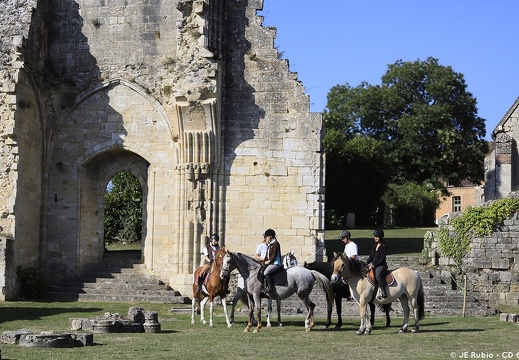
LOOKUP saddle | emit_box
[367,268,395,287]
[195,269,211,287]
[258,265,288,286]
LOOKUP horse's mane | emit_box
[235,252,263,265]
[348,257,365,277]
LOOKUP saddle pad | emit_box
[367,269,395,286]
[258,266,287,286]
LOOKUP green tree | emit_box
[104,171,143,244]
[323,57,488,225]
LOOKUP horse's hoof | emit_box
[253,328,259,333]
[278,323,283,327]
[243,328,250,333]
[191,321,195,325]
[411,328,418,333]
[355,330,364,335]
[398,329,407,334]
[266,323,272,328]
[209,324,214,328]
[227,324,232,328]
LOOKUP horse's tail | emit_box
[310,270,335,308]
[417,276,425,320]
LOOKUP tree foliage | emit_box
[104,171,143,244]
[323,57,488,226]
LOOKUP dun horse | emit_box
[230,251,298,327]
[191,247,232,328]
[331,253,424,334]
[220,249,334,333]
[304,259,391,329]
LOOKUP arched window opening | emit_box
[104,171,143,250]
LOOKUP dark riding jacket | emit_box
[366,242,388,268]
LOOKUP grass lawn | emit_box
[324,227,437,259]
[1,301,518,360]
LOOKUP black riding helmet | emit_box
[263,229,276,238]
[340,230,351,239]
[210,233,219,242]
[373,229,384,238]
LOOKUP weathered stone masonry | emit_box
[427,215,519,308]
[0,0,324,298]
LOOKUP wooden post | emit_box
[462,274,467,318]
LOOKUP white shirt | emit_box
[344,241,359,260]
[256,243,268,259]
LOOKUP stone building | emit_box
[484,96,519,201]
[0,0,325,298]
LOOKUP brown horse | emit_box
[191,247,232,328]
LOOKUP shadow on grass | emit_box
[0,306,103,323]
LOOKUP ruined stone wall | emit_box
[0,0,45,299]
[0,0,324,298]
[485,102,519,201]
[221,0,325,262]
[425,216,519,308]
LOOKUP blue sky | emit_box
[260,1,519,141]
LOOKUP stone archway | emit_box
[78,150,150,271]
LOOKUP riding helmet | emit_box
[340,230,351,239]
[373,229,384,238]
[210,233,219,241]
[263,229,276,238]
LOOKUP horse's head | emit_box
[330,252,350,282]
[219,248,234,280]
[283,250,298,269]
[213,247,227,270]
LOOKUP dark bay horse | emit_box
[331,253,425,335]
[220,249,334,333]
[230,251,298,327]
[191,247,232,328]
[304,258,391,329]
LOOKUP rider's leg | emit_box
[375,266,387,298]
[197,264,210,293]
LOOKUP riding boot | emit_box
[265,275,274,295]
[196,275,204,293]
[377,280,387,299]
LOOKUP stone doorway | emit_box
[78,150,149,271]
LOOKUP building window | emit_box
[452,196,461,212]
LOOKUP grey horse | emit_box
[220,249,334,333]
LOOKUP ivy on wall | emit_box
[438,197,519,270]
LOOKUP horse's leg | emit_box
[191,296,197,325]
[230,288,241,324]
[410,294,420,333]
[221,294,233,328]
[200,296,209,325]
[384,303,391,327]
[253,294,262,333]
[266,298,272,327]
[357,301,370,335]
[335,294,343,329]
[276,299,282,327]
[209,298,215,327]
[244,294,253,333]
[369,302,375,326]
[299,296,315,332]
[399,295,410,333]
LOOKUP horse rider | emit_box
[340,229,359,260]
[262,228,282,295]
[197,233,220,294]
[365,229,388,299]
